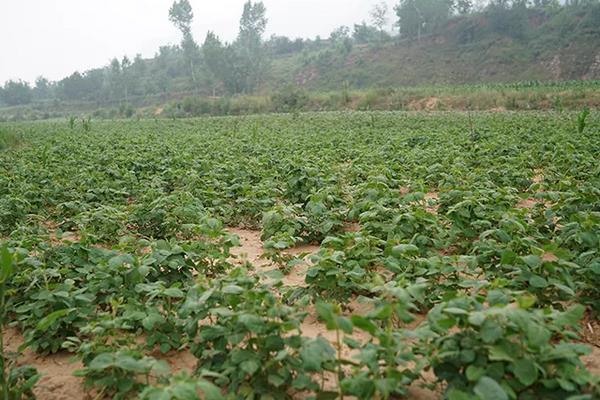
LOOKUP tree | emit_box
[456,0,473,14]
[330,26,353,54]
[110,57,121,75]
[487,0,529,39]
[201,2,270,95]
[203,32,233,94]
[121,56,133,101]
[168,0,193,34]
[266,36,305,55]
[371,2,389,32]
[395,0,422,40]
[353,22,380,43]
[121,56,131,70]
[181,31,201,84]
[59,72,86,100]
[1,80,32,106]
[130,54,147,96]
[108,58,123,100]
[33,76,51,100]
[329,25,351,42]
[239,1,268,41]
[236,1,269,93]
[169,0,200,84]
[395,0,454,40]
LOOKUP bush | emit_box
[271,86,309,113]
[0,129,22,151]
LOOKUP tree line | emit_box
[1,0,598,107]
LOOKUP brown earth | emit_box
[424,192,440,214]
[408,97,440,111]
[4,327,86,400]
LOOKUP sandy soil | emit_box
[4,327,87,400]
[532,169,544,185]
[408,97,440,111]
[424,192,440,214]
[227,227,320,287]
[516,197,544,209]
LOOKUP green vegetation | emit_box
[0,246,40,400]
[2,80,599,122]
[0,111,599,398]
[0,128,22,150]
[1,1,599,120]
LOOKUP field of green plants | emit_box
[1,111,599,399]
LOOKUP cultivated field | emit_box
[1,111,599,399]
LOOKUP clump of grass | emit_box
[577,107,590,134]
[0,130,22,150]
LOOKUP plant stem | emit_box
[336,327,343,400]
[0,282,8,400]
[0,331,6,400]
[384,315,393,400]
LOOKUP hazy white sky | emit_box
[0,0,398,84]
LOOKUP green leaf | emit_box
[529,275,548,288]
[522,255,542,268]
[336,316,353,334]
[468,312,485,326]
[315,301,336,328]
[499,250,517,265]
[0,246,14,283]
[159,342,171,354]
[240,359,259,375]
[391,244,419,258]
[488,345,514,362]
[513,358,538,387]
[316,392,339,400]
[222,284,244,294]
[88,353,116,370]
[481,320,503,344]
[196,380,224,400]
[108,254,135,268]
[525,321,551,348]
[474,377,508,400]
[117,355,148,373]
[36,308,71,331]
[171,383,200,400]
[350,316,377,335]
[143,313,165,330]
[443,307,469,315]
[516,294,536,310]
[300,337,335,372]
[466,365,486,382]
[448,390,476,400]
[553,304,585,327]
[164,287,185,298]
[370,304,393,320]
[239,313,264,332]
[268,374,286,387]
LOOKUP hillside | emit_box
[1,2,599,120]
[271,7,600,90]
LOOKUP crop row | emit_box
[0,111,599,399]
